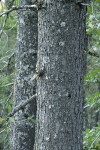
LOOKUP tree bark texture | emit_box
[10,1,37,150]
[36,0,86,150]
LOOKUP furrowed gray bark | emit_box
[36,0,86,150]
[10,1,37,150]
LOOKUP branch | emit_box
[0,5,37,17]
[0,0,15,37]
[8,0,16,8]
[0,14,8,38]
[1,83,13,87]
[0,94,37,128]
[8,94,37,117]
[0,3,37,38]
[88,51,100,58]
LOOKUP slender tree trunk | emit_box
[36,1,86,150]
[10,1,37,150]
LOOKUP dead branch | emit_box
[88,51,100,58]
[8,94,37,117]
[0,5,37,17]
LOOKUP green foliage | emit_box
[83,124,100,150]
[85,68,100,83]
[6,12,17,30]
[84,92,100,109]
[87,0,100,50]
[0,1,19,149]
[83,1,100,149]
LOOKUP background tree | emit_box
[9,0,37,150]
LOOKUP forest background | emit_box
[0,0,100,150]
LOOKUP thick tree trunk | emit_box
[36,1,86,150]
[10,1,37,150]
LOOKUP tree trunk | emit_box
[10,1,37,150]
[36,1,86,150]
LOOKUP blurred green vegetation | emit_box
[0,1,18,149]
[83,1,100,149]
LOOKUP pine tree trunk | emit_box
[10,1,37,150]
[36,1,86,150]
